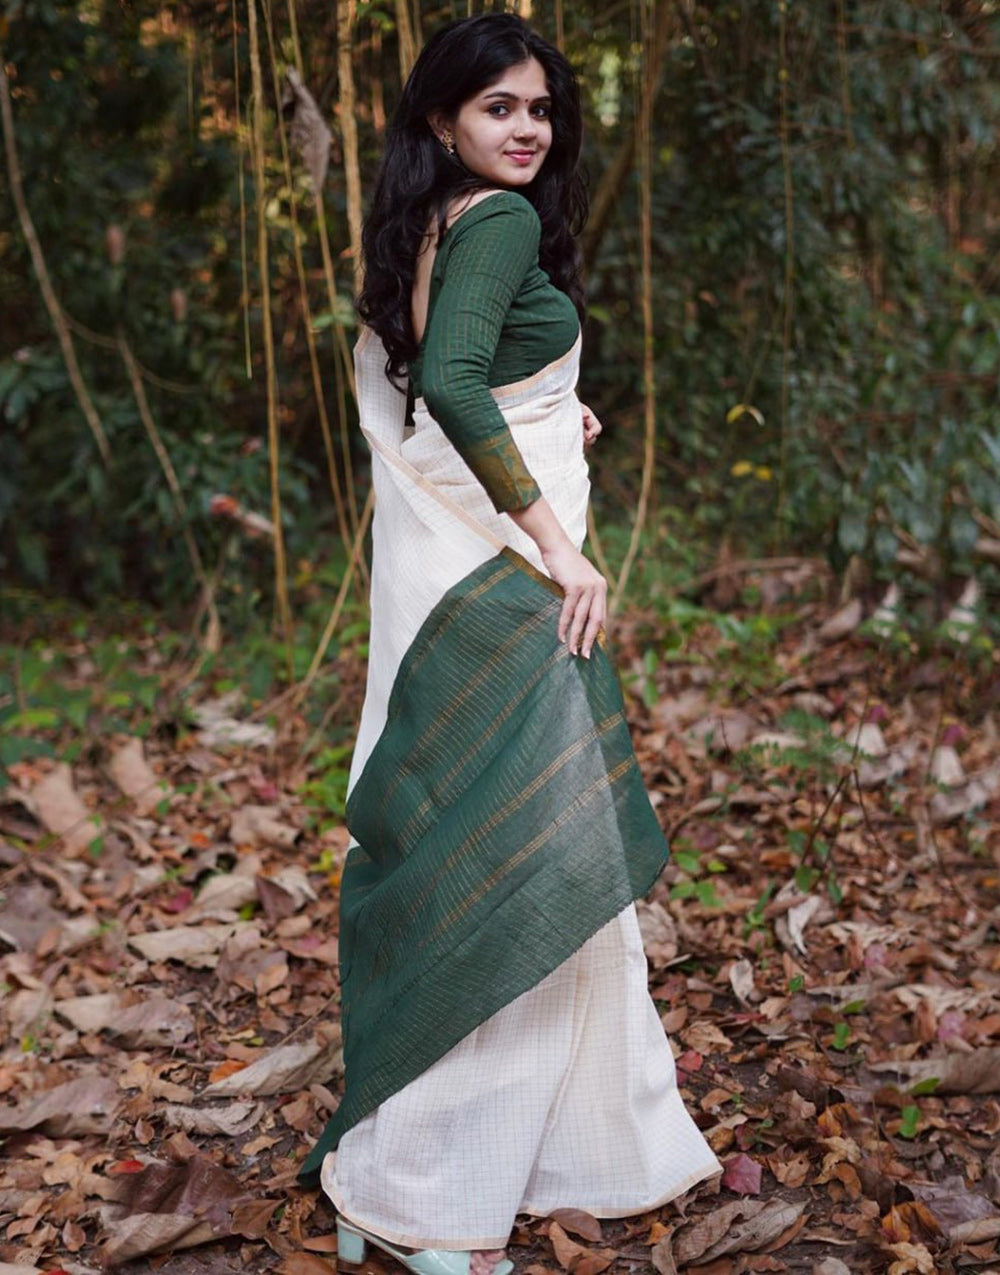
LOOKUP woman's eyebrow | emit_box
[482,89,552,104]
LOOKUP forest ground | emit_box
[1,571,999,1275]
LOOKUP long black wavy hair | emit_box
[357,12,588,384]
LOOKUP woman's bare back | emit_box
[410,189,506,345]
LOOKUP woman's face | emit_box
[437,57,553,188]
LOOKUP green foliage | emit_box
[582,0,1000,584]
[0,0,337,613]
[3,0,1000,619]
[0,612,173,786]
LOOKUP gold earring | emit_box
[441,129,456,156]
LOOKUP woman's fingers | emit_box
[580,592,606,660]
[581,404,603,448]
[544,541,607,654]
[566,588,592,655]
[564,584,606,657]
[558,588,577,644]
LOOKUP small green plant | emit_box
[909,1077,940,1097]
[830,1021,852,1051]
[898,1104,921,1139]
[736,710,849,787]
[669,842,726,908]
[299,744,353,831]
[745,881,776,937]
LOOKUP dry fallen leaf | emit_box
[161,1100,265,1137]
[28,763,102,855]
[98,995,194,1048]
[202,1032,343,1098]
[107,737,170,815]
[230,804,301,849]
[128,921,255,969]
[729,957,758,1005]
[721,1153,763,1196]
[817,598,862,641]
[54,991,122,1032]
[100,1155,260,1264]
[885,1242,936,1275]
[100,1211,218,1265]
[674,1199,807,1265]
[0,1075,120,1136]
[277,1254,337,1275]
[650,1234,678,1275]
[869,1047,1000,1094]
[547,1208,603,1243]
[301,1235,340,1253]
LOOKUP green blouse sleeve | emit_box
[419,194,544,514]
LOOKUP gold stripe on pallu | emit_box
[392,558,520,684]
[426,755,634,944]
[376,601,559,845]
[394,642,572,848]
[398,710,624,933]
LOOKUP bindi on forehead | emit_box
[483,89,552,106]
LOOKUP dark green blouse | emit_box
[409,191,581,513]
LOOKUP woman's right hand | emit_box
[540,540,607,660]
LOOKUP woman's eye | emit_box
[532,106,550,118]
[488,104,509,116]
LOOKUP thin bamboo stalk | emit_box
[316,196,364,567]
[555,0,564,52]
[260,0,353,550]
[834,0,855,150]
[581,0,672,272]
[332,321,359,521]
[119,333,221,652]
[586,504,612,582]
[610,0,658,615]
[395,0,418,82]
[372,26,386,133]
[334,0,364,543]
[775,0,795,540]
[291,486,374,712]
[232,0,253,379]
[338,0,363,298]
[247,0,295,672]
[0,61,111,464]
[285,0,304,76]
[282,0,365,580]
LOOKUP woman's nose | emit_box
[512,109,537,138]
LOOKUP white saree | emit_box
[318,326,721,1249]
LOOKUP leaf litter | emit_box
[0,592,998,1274]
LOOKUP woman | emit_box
[298,14,720,1275]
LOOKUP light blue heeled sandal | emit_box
[336,1218,514,1275]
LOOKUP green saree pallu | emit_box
[299,327,670,1188]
